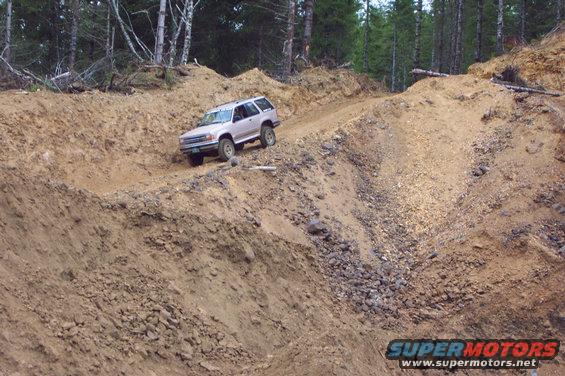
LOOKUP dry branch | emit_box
[247,166,277,171]
[411,68,561,97]
[411,68,449,77]
[490,79,561,97]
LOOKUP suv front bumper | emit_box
[180,140,219,155]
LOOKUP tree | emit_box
[495,0,504,55]
[105,2,114,68]
[391,22,397,91]
[302,0,315,62]
[558,0,563,24]
[519,0,526,42]
[283,0,296,80]
[475,0,484,62]
[154,0,167,64]
[180,0,195,65]
[3,0,12,63]
[68,0,81,70]
[363,0,370,72]
[311,0,359,65]
[413,0,423,70]
[108,0,143,61]
[432,0,446,72]
[450,0,464,74]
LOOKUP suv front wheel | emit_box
[260,126,276,148]
[218,138,236,161]
[189,154,204,166]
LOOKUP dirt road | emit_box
[93,96,381,195]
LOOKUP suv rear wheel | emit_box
[218,138,236,161]
[189,154,204,166]
[260,126,276,148]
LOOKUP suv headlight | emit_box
[206,134,215,141]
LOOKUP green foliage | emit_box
[310,0,360,65]
[0,0,561,89]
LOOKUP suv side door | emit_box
[243,102,261,137]
[231,104,251,142]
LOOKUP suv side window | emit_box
[244,102,260,116]
[254,98,274,111]
[233,105,249,122]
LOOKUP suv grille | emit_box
[181,135,207,145]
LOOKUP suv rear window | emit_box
[254,98,274,111]
[244,102,260,116]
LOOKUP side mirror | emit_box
[233,115,242,122]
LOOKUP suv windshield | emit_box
[199,109,232,127]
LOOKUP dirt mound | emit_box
[468,25,565,91]
[0,164,392,375]
[0,65,382,193]
[292,67,386,99]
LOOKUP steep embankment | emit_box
[469,25,565,91]
[1,37,564,375]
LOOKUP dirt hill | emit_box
[1,48,564,375]
[469,24,565,91]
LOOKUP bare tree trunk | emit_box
[302,0,314,62]
[105,2,114,69]
[180,0,195,65]
[495,0,504,55]
[108,0,143,61]
[391,23,397,91]
[48,0,61,69]
[4,0,12,63]
[448,0,456,71]
[413,0,423,71]
[282,0,296,81]
[257,24,264,68]
[451,0,464,74]
[154,0,167,64]
[89,2,97,62]
[437,0,446,72]
[68,0,81,71]
[363,0,370,72]
[475,0,484,62]
[557,0,562,24]
[519,0,526,42]
[169,0,190,66]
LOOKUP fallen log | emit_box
[490,79,561,97]
[411,68,562,97]
[411,69,449,77]
[247,166,277,171]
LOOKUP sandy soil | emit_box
[0,38,564,376]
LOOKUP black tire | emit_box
[189,154,204,166]
[218,138,236,161]
[235,143,245,151]
[260,126,276,148]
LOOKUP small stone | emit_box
[307,219,325,234]
[244,247,255,263]
[62,321,76,330]
[228,156,240,167]
[146,330,159,341]
[199,361,220,372]
[178,352,192,361]
[321,143,335,151]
